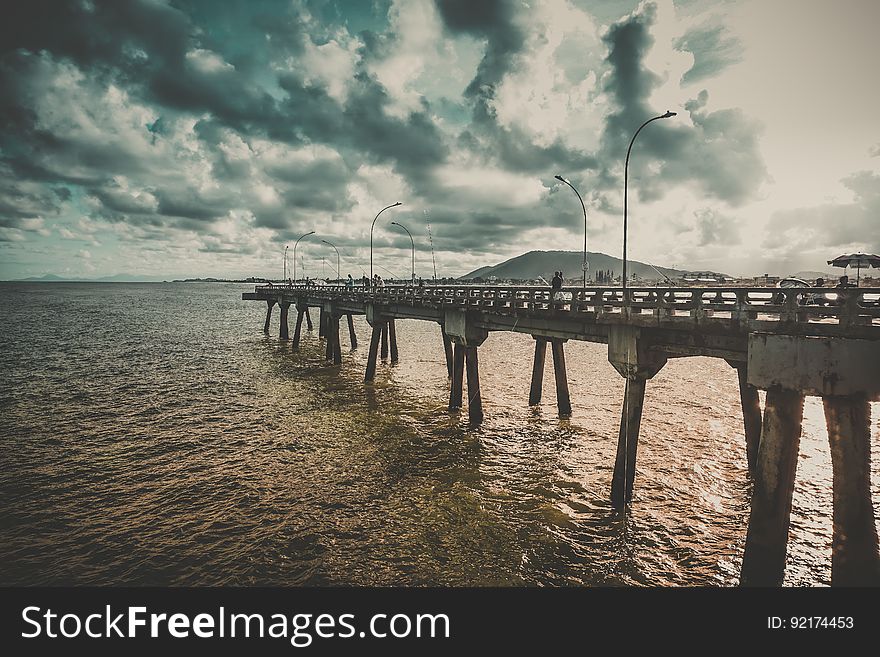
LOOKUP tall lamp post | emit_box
[321,239,341,282]
[623,110,676,290]
[370,202,402,282]
[293,230,315,283]
[390,221,415,284]
[283,244,288,283]
[554,175,588,290]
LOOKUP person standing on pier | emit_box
[551,271,563,301]
[346,274,354,290]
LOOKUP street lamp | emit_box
[554,175,588,290]
[623,110,676,290]
[283,244,288,283]
[370,202,402,282]
[390,221,415,284]
[293,230,314,283]
[321,239,341,282]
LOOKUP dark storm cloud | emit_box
[597,4,766,207]
[432,0,595,175]
[675,23,742,84]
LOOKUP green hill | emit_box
[460,250,701,282]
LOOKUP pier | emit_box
[243,283,880,586]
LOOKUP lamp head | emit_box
[661,110,677,118]
[393,201,402,207]
[554,175,568,183]
[390,221,399,226]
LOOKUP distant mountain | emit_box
[12,273,179,282]
[460,250,710,282]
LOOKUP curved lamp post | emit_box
[370,202,402,283]
[293,230,315,283]
[554,175,588,291]
[390,221,415,284]
[321,239,341,282]
[623,110,676,290]
[283,244,288,283]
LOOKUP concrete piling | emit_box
[381,323,389,361]
[347,314,357,350]
[292,310,304,350]
[331,315,342,365]
[365,324,382,383]
[735,363,762,472]
[441,327,454,378]
[318,308,326,339]
[449,343,465,410]
[823,394,880,586]
[550,339,571,417]
[279,302,290,340]
[389,319,399,364]
[529,337,547,406]
[610,377,646,508]
[465,346,483,424]
[739,386,804,586]
[263,300,275,333]
[304,308,313,331]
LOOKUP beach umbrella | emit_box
[826,253,880,285]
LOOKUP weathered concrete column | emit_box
[740,386,804,586]
[550,339,571,416]
[389,319,399,364]
[610,377,646,507]
[607,326,667,508]
[449,344,465,410]
[380,322,389,360]
[279,302,290,340]
[735,362,762,472]
[529,337,547,406]
[318,308,326,338]
[823,394,880,586]
[347,314,358,350]
[304,308,313,331]
[364,324,383,383]
[263,300,275,333]
[324,318,334,361]
[331,315,343,365]
[441,326,454,378]
[292,310,305,350]
[465,346,483,424]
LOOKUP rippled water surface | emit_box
[1,282,877,586]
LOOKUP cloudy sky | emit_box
[1,0,878,280]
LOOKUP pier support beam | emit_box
[441,326,454,378]
[550,339,571,417]
[263,300,275,333]
[364,323,383,383]
[529,337,547,406]
[318,308,326,338]
[331,315,342,365]
[304,308,313,331]
[465,346,483,424]
[740,387,804,586]
[292,309,305,350]
[607,326,667,508]
[347,314,357,350]
[389,319,399,364]
[449,344,465,410]
[279,302,290,340]
[731,362,762,472]
[380,323,389,361]
[324,316,333,361]
[823,394,880,586]
[611,377,646,507]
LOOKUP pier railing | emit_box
[252,283,880,335]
